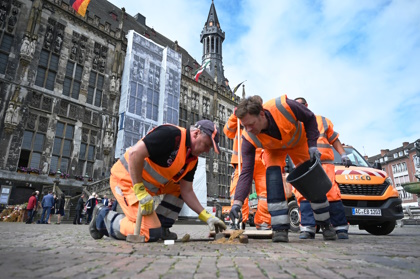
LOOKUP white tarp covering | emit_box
[115,30,182,158]
[179,157,207,218]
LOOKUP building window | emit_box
[165,68,179,124]
[414,155,420,169]
[146,87,159,121]
[129,81,143,116]
[0,33,13,74]
[78,128,97,176]
[404,150,409,155]
[87,71,104,107]
[179,107,188,128]
[35,49,59,90]
[393,153,398,158]
[51,122,74,173]
[190,111,199,125]
[19,130,45,171]
[63,61,83,99]
[79,143,95,175]
[399,151,403,157]
[402,162,407,172]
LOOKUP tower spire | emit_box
[200,1,226,85]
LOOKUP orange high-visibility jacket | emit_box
[243,95,305,150]
[111,125,198,205]
[316,115,339,163]
[224,113,266,165]
[224,113,242,166]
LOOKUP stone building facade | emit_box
[368,140,420,206]
[0,0,239,206]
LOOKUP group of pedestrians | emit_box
[26,190,65,224]
[26,188,114,225]
[73,193,116,225]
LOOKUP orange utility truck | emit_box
[287,145,404,235]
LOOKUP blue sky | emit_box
[108,0,420,157]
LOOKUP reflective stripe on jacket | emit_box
[224,113,242,165]
[111,125,198,204]
[316,115,339,162]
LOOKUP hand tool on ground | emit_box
[126,204,145,243]
[210,229,272,239]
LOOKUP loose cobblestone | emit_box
[0,222,419,278]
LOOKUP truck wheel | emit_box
[288,200,300,232]
[364,221,396,235]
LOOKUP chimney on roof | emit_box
[134,13,146,26]
[380,149,389,156]
[402,142,409,148]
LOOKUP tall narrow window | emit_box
[35,49,59,90]
[87,71,104,107]
[146,88,159,121]
[63,61,83,99]
[129,81,143,116]
[78,128,96,176]
[18,114,48,172]
[0,33,13,74]
[179,107,187,128]
[19,131,45,170]
[51,122,74,173]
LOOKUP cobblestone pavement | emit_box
[0,221,419,279]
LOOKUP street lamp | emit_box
[53,169,61,193]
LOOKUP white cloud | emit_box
[109,0,420,156]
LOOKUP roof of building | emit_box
[368,140,419,164]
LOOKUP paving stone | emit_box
[0,223,419,278]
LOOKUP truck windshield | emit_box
[332,147,370,167]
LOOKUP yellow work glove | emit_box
[198,209,227,233]
[133,182,154,215]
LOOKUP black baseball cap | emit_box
[195,120,221,154]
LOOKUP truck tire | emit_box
[288,200,300,232]
[364,220,396,235]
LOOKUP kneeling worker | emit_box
[89,120,226,242]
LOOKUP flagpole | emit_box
[237,83,246,177]
[237,118,241,176]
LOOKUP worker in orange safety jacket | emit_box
[294,97,350,240]
[88,120,226,242]
[230,95,336,242]
[224,99,271,230]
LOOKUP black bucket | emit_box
[286,158,332,201]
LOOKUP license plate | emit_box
[352,208,382,216]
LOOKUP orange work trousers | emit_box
[253,156,271,230]
[110,173,181,242]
